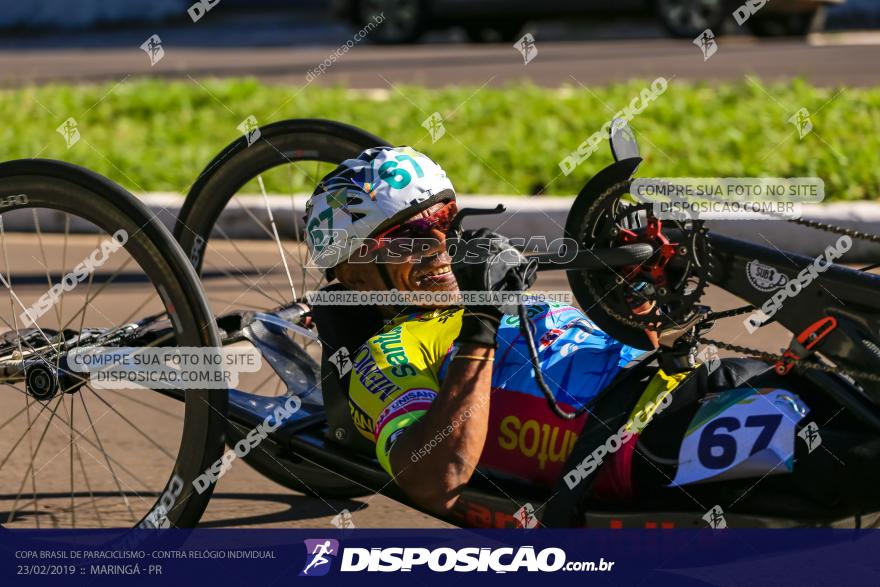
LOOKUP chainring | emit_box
[566,179,711,349]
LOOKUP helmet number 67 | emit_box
[379,155,425,189]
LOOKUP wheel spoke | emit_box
[118,290,161,327]
[0,404,29,432]
[258,175,297,302]
[6,394,66,524]
[83,386,175,461]
[202,251,284,308]
[24,395,40,528]
[72,233,104,352]
[0,391,60,472]
[0,311,91,388]
[110,392,184,422]
[229,193,302,272]
[73,436,104,528]
[59,256,135,333]
[0,169,222,529]
[77,392,138,522]
[63,394,75,527]
[287,164,308,293]
[214,218,289,304]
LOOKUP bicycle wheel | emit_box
[0,159,227,528]
[176,119,388,351]
[175,119,388,498]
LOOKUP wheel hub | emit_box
[25,361,84,401]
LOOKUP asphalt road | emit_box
[0,234,797,529]
[2,34,880,88]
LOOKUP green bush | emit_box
[2,78,877,200]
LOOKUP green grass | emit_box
[2,78,878,200]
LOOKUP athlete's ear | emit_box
[333,261,355,287]
[334,261,379,291]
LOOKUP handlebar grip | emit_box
[534,243,654,271]
[445,204,506,240]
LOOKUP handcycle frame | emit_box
[178,121,880,529]
[7,120,879,529]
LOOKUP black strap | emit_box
[542,359,658,527]
[310,284,384,452]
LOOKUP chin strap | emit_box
[376,262,396,291]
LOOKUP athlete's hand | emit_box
[632,301,660,349]
[450,228,536,299]
[449,228,537,347]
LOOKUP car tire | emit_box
[747,7,826,37]
[355,0,425,44]
[656,0,728,39]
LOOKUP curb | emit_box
[6,193,880,261]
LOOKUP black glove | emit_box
[449,228,537,347]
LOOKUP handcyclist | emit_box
[304,146,665,514]
[305,146,880,520]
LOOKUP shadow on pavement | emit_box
[197,491,364,528]
[1,490,365,528]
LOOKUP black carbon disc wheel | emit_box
[0,160,227,528]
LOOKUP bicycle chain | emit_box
[581,183,880,384]
[698,215,880,384]
[789,217,880,244]
[697,337,880,384]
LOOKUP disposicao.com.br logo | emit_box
[299,539,614,574]
[300,539,339,576]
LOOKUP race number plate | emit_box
[669,388,809,487]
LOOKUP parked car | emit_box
[656,0,844,38]
[333,0,844,44]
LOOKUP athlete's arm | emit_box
[386,229,528,513]
[388,343,493,514]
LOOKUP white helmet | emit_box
[305,146,455,270]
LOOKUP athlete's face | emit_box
[335,203,459,296]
